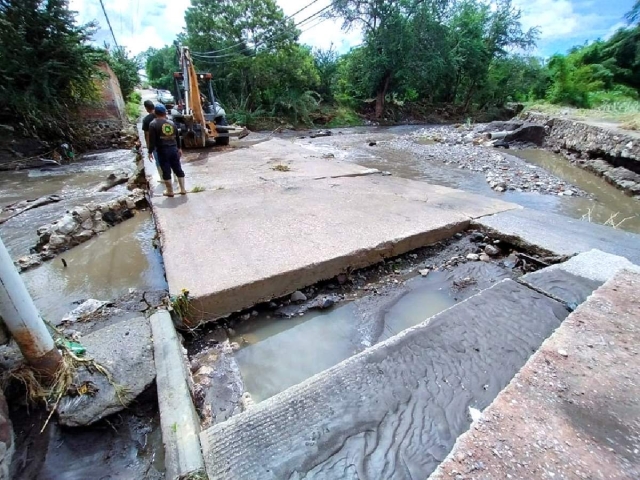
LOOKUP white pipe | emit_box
[486,131,509,140]
[0,235,61,376]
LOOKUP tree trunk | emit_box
[375,73,392,119]
[462,80,477,114]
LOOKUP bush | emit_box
[125,92,142,123]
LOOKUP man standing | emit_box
[148,104,187,197]
[142,99,177,184]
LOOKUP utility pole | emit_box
[0,236,61,378]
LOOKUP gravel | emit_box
[391,125,590,197]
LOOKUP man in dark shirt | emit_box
[142,99,175,183]
[148,104,186,197]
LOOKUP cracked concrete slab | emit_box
[200,279,568,479]
[474,209,640,264]
[151,141,517,321]
[431,269,640,480]
[521,249,640,308]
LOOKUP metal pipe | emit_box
[0,236,61,377]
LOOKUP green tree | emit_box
[184,0,321,126]
[144,46,178,90]
[0,0,100,138]
[107,46,140,99]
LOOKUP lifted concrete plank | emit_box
[200,280,568,480]
[431,270,640,480]
[521,249,640,308]
[153,172,516,320]
[474,209,640,264]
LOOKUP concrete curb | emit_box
[149,310,205,479]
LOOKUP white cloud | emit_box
[70,0,189,55]
[277,0,362,52]
[513,0,600,40]
[70,0,361,55]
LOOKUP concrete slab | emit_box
[474,209,640,264]
[151,141,517,320]
[200,280,568,479]
[57,316,155,427]
[150,310,205,480]
[178,138,380,191]
[521,249,640,308]
[431,269,640,480]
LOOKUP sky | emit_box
[69,0,636,58]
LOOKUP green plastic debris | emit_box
[56,338,86,356]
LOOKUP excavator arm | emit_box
[177,47,218,148]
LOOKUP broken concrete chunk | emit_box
[61,299,109,323]
[57,316,155,427]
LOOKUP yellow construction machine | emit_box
[170,46,246,148]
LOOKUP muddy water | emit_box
[231,266,509,403]
[509,149,640,233]
[301,131,640,234]
[0,151,167,477]
[21,211,166,322]
[0,150,167,322]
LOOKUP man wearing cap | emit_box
[148,103,187,196]
[142,99,177,184]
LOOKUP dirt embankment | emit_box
[522,112,640,199]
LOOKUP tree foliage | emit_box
[106,46,141,100]
[0,0,100,138]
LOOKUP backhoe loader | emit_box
[170,46,246,148]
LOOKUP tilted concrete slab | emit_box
[200,280,568,479]
[431,269,640,480]
[474,208,640,264]
[521,249,640,308]
[151,141,517,320]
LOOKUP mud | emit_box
[9,388,163,480]
[187,231,557,416]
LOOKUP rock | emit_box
[61,299,109,323]
[55,214,78,235]
[558,349,569,357]
[80,218,94,230]
[469,232,484,242]
[291,291,307,303]
[479,254,491,262]
[73,229,94,242]
[102,210,119,225]
[57,316,155,427]
[369,141,377,147]
[419,268,430,277]
[308,295,338,310]
[48,233,67,248]
[484,245,500,257]
[466,254,480,261]
[71,206,91,222]
[382,171,392,176]
[93,221,108,233]
[0,389,14,480]
[337,273,348,285]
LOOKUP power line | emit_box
[192,4,332,60]
[193,0,330,57]
[98,0,119,49]
[193,17,331,67]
